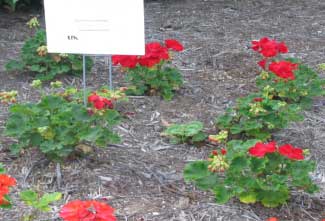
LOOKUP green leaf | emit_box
[239,191,257,204]
[20,190,38,206]
[213,185,232,204]
[37,192,62,211]
[184,161,211,181]
[5,60,25,71]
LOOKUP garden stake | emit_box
[108,55,113,90]
[82,55,87,106]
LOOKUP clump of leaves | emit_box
[184,140,318,207]
[20,190,62,221]
[216,92,304,141]
[112,39,184,100]
[5,18,93,81]
[4,82,121,162]
[162,121,207,144]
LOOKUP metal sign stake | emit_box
[82,55,87,106]
[108,56,113,90]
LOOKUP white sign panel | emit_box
[44,0,145,55]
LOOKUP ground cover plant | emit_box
[162,121,207,144]
[184,37,323,208]
[5,18,93,81]
[4,81,123,162]
[112,39,184,100]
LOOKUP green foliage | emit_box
[5,88,121,162]
[126,64,183,100]
[5,29,93,81]
[184,140,318,207]
[215,62,324,141]
[20,190,62,212]
[20,190,61,220]
[256,62,325,108]
[216,92,304,141]
[162,121,207,144]
[0,0,42,11]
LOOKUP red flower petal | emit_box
[269,61,297,80]
[278,144,304,160]
[165,39,184,52]
[249,141,277,158]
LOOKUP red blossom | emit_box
[88,93,114,110]
[60,200,116,221]
[0,174,16,206]
[278,144,304,160]
[269,61,298,80]
[221,148,227,155]
[251,37,288,57]
[253,97,263,102]
[138,42,169,67]
[249,141,277,158]
[165,39,184,52]
[112,55,138,68]
[212,150,218,156]
[258,59,267,69]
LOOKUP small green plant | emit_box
[4,82,122,162]
[162,121,207,144]
[20,190,62,220]
[184,140,318,207]
[5,18,93,81]
[0,0,41,11]
[112,39,184,100]
[216,92,304,140]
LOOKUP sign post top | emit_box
[44,0,145,55]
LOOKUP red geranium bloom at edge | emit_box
[165,39,184,52]
[249,141,277,158]
[269,61,298,80]
[279,144,304,160]
[251,37,288,57]
[0,174,16,205]
[60,200,116,221]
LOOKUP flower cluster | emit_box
[0,174,16,206]
[112,39,183,68]
[208,148,228,172]
[208,130,228,144]
[88,93,114,110]
[249,141,304,160]
[59,200,116,221]
[0,91,17,104]
[252,37,297,80]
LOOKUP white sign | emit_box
[44,0,145,55]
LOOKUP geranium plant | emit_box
[112,39,184,100]
[184,140,318,207]
[216,37,324,140]
[4,81,122,161]
[59,200,116,221]
[162,121,207,144]
[0,163,16,209]
[5,17,93,81]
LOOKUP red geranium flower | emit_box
[269,61,298,80]
[251,37,288,57]
[278,144,304,160]
[221,148,227,155]
[249,141,277,158]
[88,93,114,110]
[138,42,169,67]
[258,59,267,69]
[60,200,116,221]
[165,39,184,52]
[112,55,138,68]
[0,174,16,205]
[253,97,263,102]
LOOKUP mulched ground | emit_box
[1,0,325,220]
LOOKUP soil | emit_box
[1,0,325,220]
